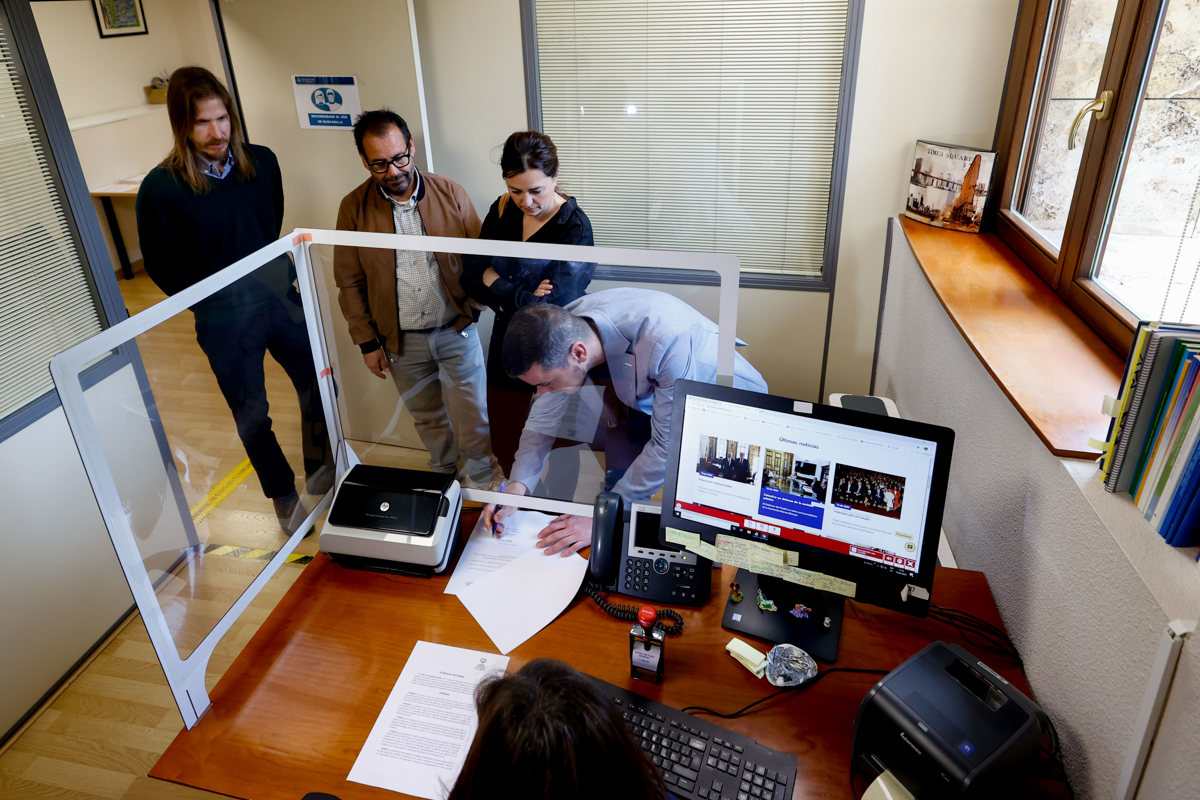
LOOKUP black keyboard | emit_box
[587,676,796,800]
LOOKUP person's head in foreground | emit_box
[447,659,664,800]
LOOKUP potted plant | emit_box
[143,71,169,104]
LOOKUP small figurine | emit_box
[729,582,744,604]
[788,603,812,620]
[755,587,777,613]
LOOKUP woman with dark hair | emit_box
[463,130,594,471]
[447,660,665,800]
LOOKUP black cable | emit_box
[929,605,1010,640]
[584,581,685,637]
[680,667,890,719]
[929,604,1022,663]
[1038,711,1076,799]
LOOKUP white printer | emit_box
[319,465,462,574]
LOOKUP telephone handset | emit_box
[584,491,713,636]
[587,491,624,587]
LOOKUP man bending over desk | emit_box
[482,287,767,555]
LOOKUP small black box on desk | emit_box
[853,641,1044,798]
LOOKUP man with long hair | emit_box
[136,66,332,533]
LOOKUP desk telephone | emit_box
[586,491,712,612]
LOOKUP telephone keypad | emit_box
[621,556,706,605]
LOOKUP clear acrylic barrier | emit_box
[51,230,740,728]
[307,239,731,509]
[78,263,334,661]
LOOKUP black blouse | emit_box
[462,194,595,316]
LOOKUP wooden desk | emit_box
[90,174,145,280]
[150,514,1043,799]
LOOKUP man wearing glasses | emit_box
[334,110,502,488]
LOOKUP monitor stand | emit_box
[721,569,845,662]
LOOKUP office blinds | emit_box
[533,0,850,277]
[0,17,102,420]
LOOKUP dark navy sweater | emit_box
[136,143,292,314]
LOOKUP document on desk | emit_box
[457,548,589,654]
[347,641,508,799]
[444,510,556,596]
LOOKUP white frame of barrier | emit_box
[50,230,740,728]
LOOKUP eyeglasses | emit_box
[366,151,412,174]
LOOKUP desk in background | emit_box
[150,510,1059,799]
[90,174,144,280]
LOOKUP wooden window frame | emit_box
[991,0,1172,357]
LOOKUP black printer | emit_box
[853,642,1044,798]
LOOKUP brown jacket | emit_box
[334,170,482,355]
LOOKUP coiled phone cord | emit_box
[584,581,685,637]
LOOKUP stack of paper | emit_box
[444,510,554,595]
[448,511,590,654]
[347,642,509,799]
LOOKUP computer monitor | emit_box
[660,380,954,661]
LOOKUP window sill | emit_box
[897,216,1122,459]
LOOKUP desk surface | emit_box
[150,514,1045,799]
[89,173,145,197]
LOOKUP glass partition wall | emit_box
[51,229,740,728]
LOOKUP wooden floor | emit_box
[118,271,326,658]
[0,270,424,799]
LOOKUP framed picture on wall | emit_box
[92,0,148,38]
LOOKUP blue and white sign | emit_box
[293,75,362,130]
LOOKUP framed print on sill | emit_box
[92,0,148,38]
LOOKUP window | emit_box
[0,4,107,428]
[994,0,1199,354]
[523,0,861,288]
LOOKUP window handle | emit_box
[1067,90,1113,150]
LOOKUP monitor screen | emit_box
[661,381,954,613]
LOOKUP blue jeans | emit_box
[388,324,502,486]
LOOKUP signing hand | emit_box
[532,279,553,298]
[482,480,527,536]
[536,514,591,557]
[363,349,389,380]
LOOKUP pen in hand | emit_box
[490,480,509,537]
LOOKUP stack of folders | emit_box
[1098,321,1200,547]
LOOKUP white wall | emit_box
[414,0,527,216]
[876,217,1200,798]
[33,0,224,267]
[0,362,195,738]
[824,0,1018,397]
[218,0,427,233]
[0,402,127,738]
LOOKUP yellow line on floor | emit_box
[201,543,313,565]
[189,458,255,524]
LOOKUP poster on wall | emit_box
[293,76,362,130]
